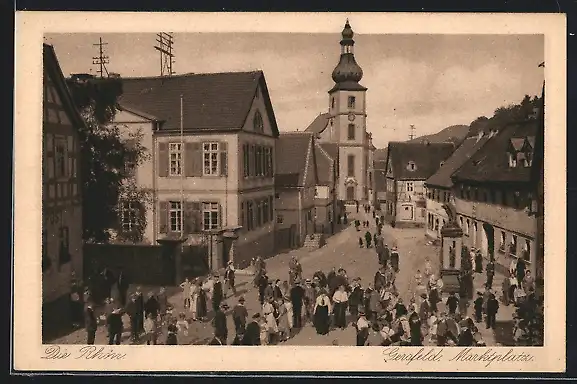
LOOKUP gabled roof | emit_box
[118,71,279,136]
[319,143,338,163]
[386,142,455,181]
[304,113,331,136]
[275,132,314,188]
[314,141,335,186]
[425,135,491,189]
[43,44,86,129]
[452,119,539,185]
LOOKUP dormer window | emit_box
[407,161,416,171]
[253,111,264,133]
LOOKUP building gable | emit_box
[241,80,278,137]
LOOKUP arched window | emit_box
[253,111,264,133]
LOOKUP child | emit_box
[166,319,178,345]
[259,316,269,346]
[143,313,157,345]
[176,312,189,338]
[427,313,438,343]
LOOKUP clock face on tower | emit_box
[348,113,355,121]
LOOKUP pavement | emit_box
[49,206,516,346]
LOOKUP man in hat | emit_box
[242,313,262,345]
[485,292,499,330]
[303,279,316,323]
[107,304,124,345]
[84,300,98,345]
[390,246,400,272]
[473,291,484,323]
[212,273,224,313]
[419,293,431,324]
[212,302,229,344]
[133,286,144,334]
[374,267,387,292]
[125,294,141,343]
[224,261,236,298]
[232,296,248,335]
[290,279,305,329]
[348,278,364,322]
[446,292,459,315]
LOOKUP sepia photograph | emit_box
[14,12,566,373]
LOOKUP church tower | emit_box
[328,20,369,204]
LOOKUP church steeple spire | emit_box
[330,20,365,92]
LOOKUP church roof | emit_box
[329,20,366,93]
[118,71,279,136]
[304,113,331,135]
[314,141,336,186]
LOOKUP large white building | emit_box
[305,20,376,204]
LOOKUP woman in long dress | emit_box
[313,290,332,335]
[332,285,349,329]
[262,297,278,344]
[189,279,199,320]
[275,298,290,342]
[196,280,208,321]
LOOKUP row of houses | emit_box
[375,97,544,281]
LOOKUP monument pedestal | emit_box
[438,216,464,296]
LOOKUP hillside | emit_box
[374,124,469,161]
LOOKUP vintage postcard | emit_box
[13,12,566,373]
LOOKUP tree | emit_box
[66,75,149,243]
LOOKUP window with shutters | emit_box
[347,155,355,177]
[262,198,269,223]
[510,235,518,256]
[203,202,219,230]
[203,142,219,176]
[406,182,414,192]
[169,201,183,232]
[55,136,68,179]
[259,146,265,176]
[247,201,254,231]
[120,201,139,232]
[348,124,355,140]
[58,226,70,265]
[169,143,182,176]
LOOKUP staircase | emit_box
[303,233,324,250]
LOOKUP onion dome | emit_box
[331,20,364,85]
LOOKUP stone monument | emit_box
[439,202,463,294]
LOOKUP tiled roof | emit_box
[320,143,338,162]
[117,103,160,121]
[275,132,314,187]
[425,135,491,189]
[314,141,335,186]
[452,119,539,184]
[386,142,455,181]
[118,71,279,136]
[304,113,331,136]
[43,44,86,129]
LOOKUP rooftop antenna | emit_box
[154,32,175,77]
[409,124,416,140]
[92,37,110,78]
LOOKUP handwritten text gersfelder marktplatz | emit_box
[382,347,535,367]
[41,345,126,360]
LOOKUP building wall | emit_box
[454,193,537,275]
[425,187,451,239]
[113,109,156,244]
[42,70,83,309]
[389,179,427,227]
[276,186,316,246]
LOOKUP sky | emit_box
[44,31,544,149]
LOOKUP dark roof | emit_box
[43,44,86,129]
[328,81,368,93]
[374,159,387,170]
[425,135,491,189]
[118,71,279,136]
[452,119,539,184]
[117,103,160,121]
[320,143,338,163]
[314,141,335,186]
[386,142,455,181]
[375,169,387,192]
[304,113,331,136]
[275,132,314,187]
